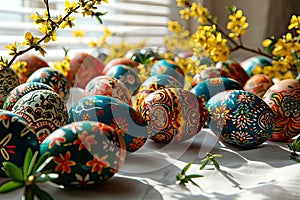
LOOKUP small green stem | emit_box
[23,186,34,200]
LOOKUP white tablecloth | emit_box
[1,128,300,200]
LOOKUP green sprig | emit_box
[176,153,222,188]
[0,148,57,200]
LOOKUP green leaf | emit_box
[226,6,237,14]
[182,162,192,175]
[27,151,39,176]
[33,152,50,173]
[3,162,24,182]
[186,174,204,179]
[35,156,53,174]
[0,181,24,193]
[200,159,209,170]
[35,173,59,183]
[212,160,220,169]
[190,180,201,188]
[30,183,54,200]
[23,148,33,179]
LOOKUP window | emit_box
[0,0,175,62]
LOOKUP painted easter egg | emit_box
[105,64,141,96]
[103,57,139,75]
[191,66,231,87]
[13,54,49,83]
[0,68,20,108]
[138,88,208,143]
[68,95,148,152]
[134,74,183,111]
[207,90,276,148]
[151,59,185,87]
[84,76,132,105]
[40,121,126,188]
[296,74,300,81]
[243,74,273,97]
[0,110,39,176]
[26,67,70,102]
[262,79,300,141]
[240,56,273,76]
[216,59,249,86]
[11,90,68,144]
[3,82,54,111]
[68,52,105,89]
[190,77,243,103]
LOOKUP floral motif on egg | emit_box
[84,76,132,105]
[26,67,70,102]
[106,65,141,96]
[207,90,275,148]
[0,110,39,176]
[40,121,126,188]
[68,95,148,152]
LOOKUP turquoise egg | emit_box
[207,90,275,148]
[40,121,126,188]
[190,77,243,103]
[105,65,141,96]
[26,67,70,102]
[3,82,54,111]
[151,59,185,87]
[240,56,273,76]
[68,95,148,152]
[297,74,300,81]
[0,110,39,177]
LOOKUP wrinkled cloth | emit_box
[2,129,300,200]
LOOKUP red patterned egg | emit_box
[26,67,70,102]
[68,52,105,89]
[13,54,49,83]
[216,59,249,86]
[84,76,132,105]
[11,90,68,144]
[138,88,208,143]
[0,68,20,108]
[243,74,273,97]
[134,74,183,111]
[40,121,126,188]
[262,79,300,141]
[3,82,54,111]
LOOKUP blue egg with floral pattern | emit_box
[105,64,141,96]
[40,121,126,188]
[0,110,39,177]
[68,95,148,152]
[190,77,243,103]
[151,59,185,87]
[207,90,276,148]
[26,67,70,102]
